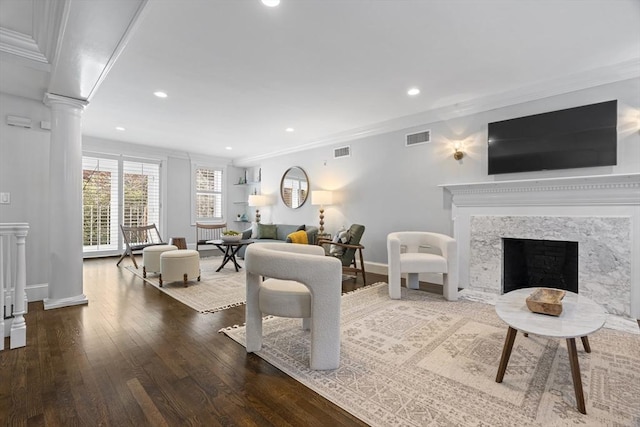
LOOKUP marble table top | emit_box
[495,288,607,338]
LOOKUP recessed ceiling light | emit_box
[261,0,280,7]
[285,127,294,132]
[407,88,420,96]
[115,126,125,131]
[153,91,168,98]
[225,146,232,150]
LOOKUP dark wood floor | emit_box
[1,256,406,426]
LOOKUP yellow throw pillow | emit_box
[286,230,308,244]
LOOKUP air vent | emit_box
[333,145,351,159]
[405,129,431,146]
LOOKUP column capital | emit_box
[43,93,88,110]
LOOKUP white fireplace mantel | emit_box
[440,173,640,207]
[440,173,640,323]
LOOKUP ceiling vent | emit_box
[333,145,351,159]
[405,129,431,147]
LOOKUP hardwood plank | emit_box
[0,256,391,425]
[126,378,170,427]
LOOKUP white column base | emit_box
[10,326,26,349]
[43,294,89,310]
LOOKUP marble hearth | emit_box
[442,174,640,325]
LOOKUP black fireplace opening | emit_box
[502,238,578,294]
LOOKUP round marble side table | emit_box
[494,288,607,414]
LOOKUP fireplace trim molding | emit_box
[440,173,639,207]
[441,173,640,319]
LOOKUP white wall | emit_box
[255,78,640,266]
[1,77,638,290]
[82,137,234,247]
[0,93,51,287]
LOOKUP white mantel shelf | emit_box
[440,173,640,207]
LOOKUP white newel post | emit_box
[0,223,29,350]
[43,94,89,310]
[10,226,28,348]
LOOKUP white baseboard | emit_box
[364,261,387,276]
[26,283,48,302]
[44,294,89,310]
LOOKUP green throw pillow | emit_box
[257,223,277,239]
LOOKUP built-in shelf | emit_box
[234,181,261,186]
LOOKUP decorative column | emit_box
[43,94,89,310]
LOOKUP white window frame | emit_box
[191,162,227,224]
[82,151,164,258]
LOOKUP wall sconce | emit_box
[247,194,269,223]
[453,142,464,160]
[311,190,333,234]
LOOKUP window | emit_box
[82,156,119,252]
[194,166,223,221]
[82,154,161,256]
[123,160,160,228]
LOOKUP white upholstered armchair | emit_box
[387,231,458,301]
[244,242,343,370]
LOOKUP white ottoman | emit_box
[143,245,178,278]
[159,249,200,287]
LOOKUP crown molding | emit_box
[0,0,65,70]
[234,59,640,166]
[32,0,66,64]
[0,27,48,65]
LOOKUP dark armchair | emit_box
[318,224,366,285]
[117,224,166,268]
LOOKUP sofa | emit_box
[237,223,319,258]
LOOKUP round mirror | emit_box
[280,166,309,209]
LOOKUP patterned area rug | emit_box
[222,283,640,426]
[125,256,245,313]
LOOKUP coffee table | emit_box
[207,239,254,272]
[494,287,607,414]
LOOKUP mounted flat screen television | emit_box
[487,100,617,175]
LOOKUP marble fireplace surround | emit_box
[441,174,640,322]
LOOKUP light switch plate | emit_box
[0,192,10,204]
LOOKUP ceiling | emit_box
[1,0,639,164]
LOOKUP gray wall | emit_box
[1,77,638,288]
[82,136,233,247]
[255,78,640,265]
[0,93,51,286]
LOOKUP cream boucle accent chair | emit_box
[245,242,342,370]
[159,249,201,287]
[142,244,178,278]
[387,231,458,301]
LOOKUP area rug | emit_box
[125,256,246,313]
[221,283,640,426]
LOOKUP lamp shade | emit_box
[311,190,333,206]
[248,194,269,207]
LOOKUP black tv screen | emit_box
[488,100,617,175]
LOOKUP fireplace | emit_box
[502,238,578,294]
[441,173,640,319]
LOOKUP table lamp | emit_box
[311,190,333,234]
[247,195,269,223]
